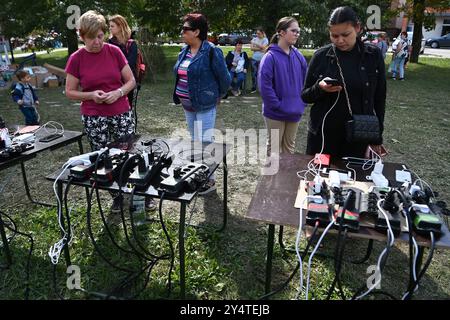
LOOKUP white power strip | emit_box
[12,133,35,144]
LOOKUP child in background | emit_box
[11,69,40,125]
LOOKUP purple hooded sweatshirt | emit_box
[258,44,308,122]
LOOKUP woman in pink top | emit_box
[65,10,136,151]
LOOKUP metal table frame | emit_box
[0,130,84,268]
[48,138,230,299]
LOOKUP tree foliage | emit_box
[396,0,450,62]
[1,0,448,57]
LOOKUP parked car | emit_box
[217,32,254,46]
[425,33,450,48]
[155,33,183,45]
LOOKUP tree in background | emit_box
[395,0,449,63]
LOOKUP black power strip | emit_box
[159,163,209,196]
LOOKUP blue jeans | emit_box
[184,107,216,143]
[390,56,406,79]
[20,106,39,125]
[251,59,260,91]
[184,107,216,180]
[229,71,246,91]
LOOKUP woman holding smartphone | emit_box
[301,6,387,158]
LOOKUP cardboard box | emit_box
[43,63,66,79]
[46,78,59,88]
[30,66,51,88]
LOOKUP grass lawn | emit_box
[0,45,449,300]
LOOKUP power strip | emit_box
[128,154,172,191]
[410,204,443,236]
[159,163,209,195]
[333,188,361,232]
[91,152,129,186]
[306,181,331,227]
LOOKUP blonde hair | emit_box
[108,14,132,44]
[78,10,108,39]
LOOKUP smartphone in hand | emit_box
[323,78,341,86]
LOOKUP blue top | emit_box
[173,41,231,112]
[12,82,39,107]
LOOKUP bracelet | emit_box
[118,88,124,97]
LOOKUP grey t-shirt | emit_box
[251,37,269,61]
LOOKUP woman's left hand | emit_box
[369,144,388,157]
[102,90,122,104]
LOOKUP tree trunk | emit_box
[67,29,78,56]
[8,37,15,63]
[410,0,425,63]
[262,0,282,41]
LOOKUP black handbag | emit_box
[345,114,381,144]
[333,45,382,144]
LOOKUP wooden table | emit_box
[246,153,450,295]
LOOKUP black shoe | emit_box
[110,195,124,214]
[145,197,157,211]
[198,180,216,195]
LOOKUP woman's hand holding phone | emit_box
[319,77,342,93]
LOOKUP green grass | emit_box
[0,47,449,300]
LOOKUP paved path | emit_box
[422,48,450,58]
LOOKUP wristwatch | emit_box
[118,88,124,97]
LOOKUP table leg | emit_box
[179,202,187,299]
[20,161,54,207]
[0,211,12,267]
[77,138,84,154]
[218,154,228,232]
[265,224,275,295]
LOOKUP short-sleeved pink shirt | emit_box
[65,43,130,116]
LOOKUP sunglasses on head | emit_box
[182,26,195,32]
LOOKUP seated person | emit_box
[225,39,249,96]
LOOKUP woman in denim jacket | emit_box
[173,13,231,194]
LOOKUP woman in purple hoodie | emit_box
[258,17,308,155]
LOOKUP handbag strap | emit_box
[332,45,353,117]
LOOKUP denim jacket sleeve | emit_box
[210,47,231,97]
[12,84,24,103]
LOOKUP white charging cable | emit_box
[354,199,395,300]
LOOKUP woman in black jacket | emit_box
[301,6,386,158]
[225,39,249,96]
